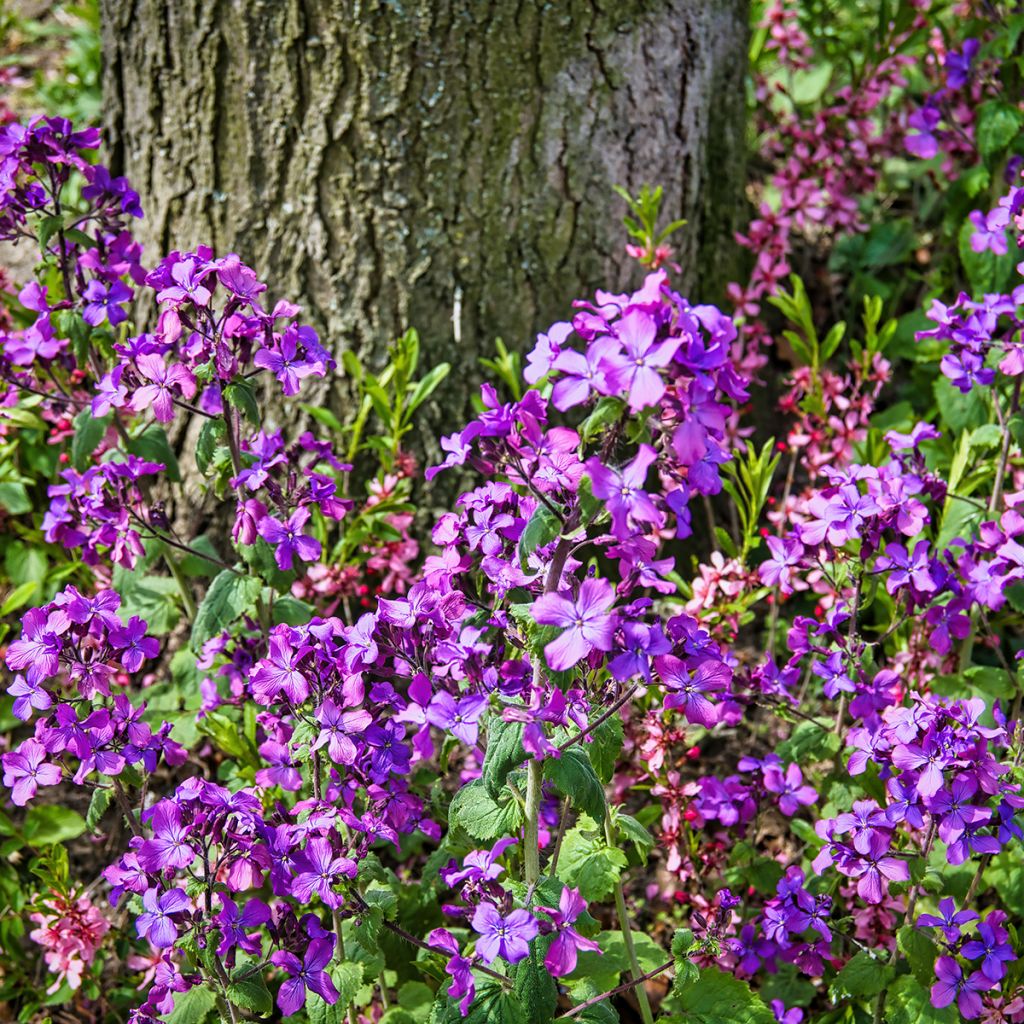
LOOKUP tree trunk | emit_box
[100,0,748,446]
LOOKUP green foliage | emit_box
[671,967,775,1024]
[192,570,261,650]
[556,816,629,901]
[721,440,780,562]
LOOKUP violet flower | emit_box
[471,903,538,965]
[532,578,616,671]
[2,738,61,805]
[271,938,339,1016]
[538,886,601,976]
[930,956,992,1019]
[258,506,322,571]
[136,888,189,948]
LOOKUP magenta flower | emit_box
[426,692,489,745]
[109,615,159,673]
[471,903,538,965]
[427,928,475,1015]
[253,328,322,395]
[538,886,601,976]
[532,578,616,671]
[586,444,662,538]
[656,655,730,727]
[251,631,310,704]
[255,740,302,791]
[137,802,196,872]
[2,738,61,805]
[607,309,679,411]
[764,763,817,816]
[216,895,270,957]
[962,918,1017,982]
[258,506,322,571]
[131,353,197,423]
[136,888,189,948]
[758,535,804,593]
[850,831,910,904]
[271,938,339,1016]
[289,837,357,908]
[8,675,52,721]
[311,700,372,764]
[930,956,992,1019]
[6,607,62,683]
[550,335,621,410]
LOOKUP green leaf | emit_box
[557,816,628,901]
[23,806,87,846]
[272,595,314,626]
[518,505,562,571]
[482,718,527,797]
[179,535,222,578]
[544,748,606,821]
[448,780,524,841]
[511,943,557,1024]
[579,396,625,442]
[672,967,774,1024]
[588,715,623,784]
[406,363,451,417]
[195,418,227,475]
[614,812,653,857]
[0,482,31,516]
[192,570,260,650]
[0,581,39,617]
[85,788,112,831]
[196,710,261,768]
[332,961,366,1007]
[112,566,181,636]
[224,381,260,426]
[165,985,218,1024]
[227,973,273,1016]
[976,101,1024,158]
[829,949,895,999]
[884,974,957,1024]
[71,408,110,470]
[896,925,939,989]
[127,425,180,482]
[776,720,838,763]
[429,979,527,1024]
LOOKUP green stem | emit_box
[605,813,654,1024]
[523,758,543,886]
[161,545,197,620]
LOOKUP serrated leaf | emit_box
[976,102,1024,158]
[672,967,774,1024]
[227,973,273,1016]
[588,715,623,784]
[884,974,957,1024]
[544,748,606,821]
[511,944,557,1024]
[224,380,260,425]
[85,788,112,831]
[557,816,628,901]
[448,779,524,841]
[829,949,895,999]
[165,985,218,1024]
[196,418,226,475]
[192,569,260,650]
[482,718,527,797]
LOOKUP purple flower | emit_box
[532,578,616,671]
[427,928,475,1015]
[607,310,678,411]
[109,615,159,673]
[258,506,322,571]
[311,700,372,764]
[656,655,730,727]
[945,39,979,89]
[550,335,620,410]
[764,763,817,816]
[812,652,855,700]
[364,720,411,779]
[138,802,196,872]
[216,896,270,956]
[136,888,189,948]
[2,738,61,805]
[608,621,671,682]
[538,886,601,976]
[289,837,356,908]
[426,692,489,745]
[254,326,323,395]
[969,208,1009,256]
[270,937,339,1016]
[586,445,663,538]
[6,607,61,683]
[442,838,518,886]
[905,103,941,159]
[471,903,538,965]
[251,630,310,705]
[131,353,197,423]
[918,898,979,943]
[849,831,910,904]
[255,741,302,791]
[82,278,132,327]
[8,675,52,721]
[930,956,992,1019]
[758,535,804,593]
[962,918,1017,982]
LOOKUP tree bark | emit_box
[101,0,748,444]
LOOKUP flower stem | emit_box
[161,544,197,620]
[524,758,543,886]
[604,812,654,1024]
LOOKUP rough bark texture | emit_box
[101,0,748,445]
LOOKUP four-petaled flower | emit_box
[270,937,340,1016]
[471,903,538,965]
[532,578,616,671]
